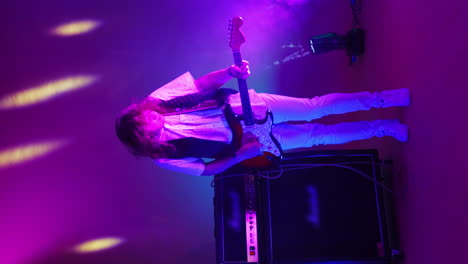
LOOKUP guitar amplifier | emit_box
[213,149,396,264]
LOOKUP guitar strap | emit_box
[160,88,238,115]
[165,137,236,159]
[223,103,243,151]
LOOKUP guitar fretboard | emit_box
[232,50,254,126]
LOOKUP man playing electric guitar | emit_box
[115,17,410,176]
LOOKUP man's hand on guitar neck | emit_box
[194,60,250,92]
[227,60,250,79]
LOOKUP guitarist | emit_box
[116,61,264,176]
[115,61,410,176]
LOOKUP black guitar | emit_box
[225,16,282,168]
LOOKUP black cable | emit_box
[350,0,363,28]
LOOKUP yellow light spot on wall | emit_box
[0,75,98,109]
[52,20,101,36]
[74,237,124,253]
[0,140,68,168]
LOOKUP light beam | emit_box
[0,75,98,110]
[0,140,69,169]
[73,237,124,254]
[52,20,101,37]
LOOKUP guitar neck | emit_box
[233,50,255,126]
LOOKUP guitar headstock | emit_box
[228,16,245,51]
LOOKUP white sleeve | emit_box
[149,72,198,100]
[153,157,205,176]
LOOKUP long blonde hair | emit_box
[115,97,175,159]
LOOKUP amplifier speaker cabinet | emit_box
[213,149,398,264]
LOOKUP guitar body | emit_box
[224,105,282,168]
[227,16,282,169]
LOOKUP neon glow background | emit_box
[2,0,468,263]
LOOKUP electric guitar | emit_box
[226,16,282,168]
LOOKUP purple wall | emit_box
[3,0,467,263]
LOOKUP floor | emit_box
[348,1,468,263]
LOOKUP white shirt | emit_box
[150,72,268,176]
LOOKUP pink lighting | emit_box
[276,0,310,5]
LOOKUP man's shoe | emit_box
[372,88,411,108]
[374,119,409,142]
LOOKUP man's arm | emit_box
[155,138,260,176]
[201,133,260,176]
[195,61,250,92]
[201,155,244,176]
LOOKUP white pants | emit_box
[258,91,379,150]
